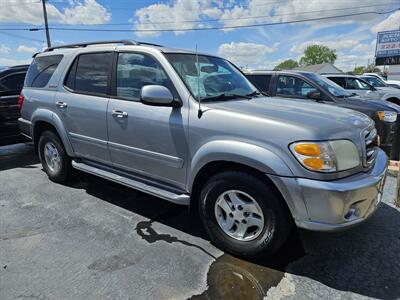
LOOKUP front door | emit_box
[56,52,113,164]
[107,52,188,189]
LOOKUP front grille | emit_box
[363,127,378,167]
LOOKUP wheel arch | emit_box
[32,109,74,156]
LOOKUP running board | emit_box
[71,160,190,205]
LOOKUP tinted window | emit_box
[116,53,173,100]
[66,52,112,96]
[25,55,63,88]
[327,77,346,88]
[246,74,271,92]
[0,73,25,92]
[346,78,370,90]
[276,76,316,98]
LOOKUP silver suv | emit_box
[18,40,388,258]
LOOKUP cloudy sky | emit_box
[0,0,399,71]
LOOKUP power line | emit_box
[56,2,396,26]
[0,7,398,33]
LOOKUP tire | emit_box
[38,130,73,183]
[199,171,292,259]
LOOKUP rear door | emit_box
[0,72,26,138]
[57,52,113,164]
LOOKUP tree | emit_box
[274,59,299,70]
[299,44,337,66]
[353,66,366,74]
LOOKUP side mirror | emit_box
[140,85,181,107]
[307,90,321,101]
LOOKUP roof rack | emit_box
[44,40,163,52]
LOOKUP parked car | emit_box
[362,72,400,89]
[245,70,399,160]
[0,65,29,146]
[19,40,388,258]
[324,74,400,105]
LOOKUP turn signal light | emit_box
[294,143,320,156]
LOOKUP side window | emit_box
[327,77,346,88]
[346,78,370,90]
[65,52,112,96]
[0,73,25,92]
[246,75,271,93]
[116,52,173,101]
[276,76,316,98]
[25,55,63,88]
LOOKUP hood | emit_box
[376,86,400,93]
[344,96,400,112]
[206,96,373,136]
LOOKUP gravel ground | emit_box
[0,143,399,300]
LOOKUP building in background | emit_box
[375,30,400,81]
[294,63,343,74]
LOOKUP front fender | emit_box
[32,109,74,156]
[188,140,294,191]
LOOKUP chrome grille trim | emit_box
[363,127,378,167]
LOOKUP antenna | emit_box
[196,44,203,118]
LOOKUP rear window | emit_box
[25,55,63,88]
[246,74,271,93]
[0,73,26,92]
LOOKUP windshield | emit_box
[303,72,352,97]
[360,76,387,87]
[165,53,258,101]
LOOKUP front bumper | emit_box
[270,149,388,232]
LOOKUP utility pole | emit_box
[41,0,51,48]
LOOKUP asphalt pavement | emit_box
[1,143,399,300]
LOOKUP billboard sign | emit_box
[375,30,400,65]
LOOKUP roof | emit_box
[294,63,343,73]
[36,39,215,58]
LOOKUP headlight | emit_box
[377,111,397,122]
[290,140,360,172]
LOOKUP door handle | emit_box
[112,110,128,118]
[56,101,67,108]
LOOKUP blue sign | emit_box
[376,30,400,58]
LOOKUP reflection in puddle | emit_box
[191,232,304,300]
[191,254,284,300]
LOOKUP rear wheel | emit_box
[38,130,72,183]
[199,171,292,259]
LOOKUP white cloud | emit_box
[0,57,32,67]
[371,10,400,34]
[16,45,38,54]
[218,42,278,68]
[134,0,221,37]
[0,45,11,55]
[0,0,110,25]
[132,0,395,36]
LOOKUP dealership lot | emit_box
[1,143,399,300]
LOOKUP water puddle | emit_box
[190,231,304,300]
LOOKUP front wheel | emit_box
[199,171,292,259]
[38,130,73,183]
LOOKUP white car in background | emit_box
[324,74,400,106]
[362,72,400,89]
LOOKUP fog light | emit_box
[344,205,359,220]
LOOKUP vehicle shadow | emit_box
[0,143,39,171]
[67,171,399,299]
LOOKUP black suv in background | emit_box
[245,70,400,160]
[0,65,29,146]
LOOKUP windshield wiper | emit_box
[200,93,251,102]
[245,90,269,97]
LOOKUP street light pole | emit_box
[42,0,51,48]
